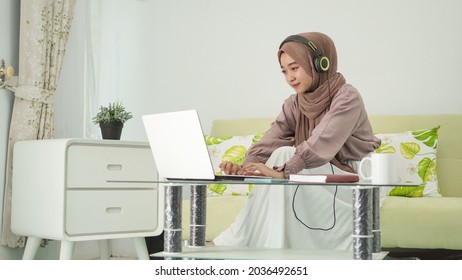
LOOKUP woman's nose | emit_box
[287,73,295,82]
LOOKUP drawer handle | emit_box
[107,164,122,171]
[106,207,122,214]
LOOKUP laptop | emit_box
[142,109,271,181]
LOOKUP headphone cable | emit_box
[291,163,338,231]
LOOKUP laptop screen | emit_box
[142,110,217,180]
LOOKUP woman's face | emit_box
[280,52,313,94]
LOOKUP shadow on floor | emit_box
[383,248,462,260]
[145,232,164,260]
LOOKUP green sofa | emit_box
[183,114,462,257]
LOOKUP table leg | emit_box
[372,187,381,253]
[190,184,207,247]
[352,186,373,260]
[163,184,182,253]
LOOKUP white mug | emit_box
[358,153,397,184]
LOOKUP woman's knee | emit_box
[274,146,296,155]
[266,146,296,166]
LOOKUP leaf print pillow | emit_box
[204,134,263,196]
[374,126,440,198]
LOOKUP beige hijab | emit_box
[278,32,353,172]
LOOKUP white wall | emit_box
[56,0,462,141]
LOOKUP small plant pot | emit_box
[99,121,124,140]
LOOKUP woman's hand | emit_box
[239,163,286,179]
[220,161,286,179]
[219,161,242,175]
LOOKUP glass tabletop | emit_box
[155,179,423,187]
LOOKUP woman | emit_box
[214,32,380,250]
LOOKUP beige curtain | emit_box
[1,0,76,248]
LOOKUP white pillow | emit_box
[374,126,440,197]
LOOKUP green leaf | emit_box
[208,183,227,195]
[375,143,396,154]
[389,186,425,197]
[221,145,248,165]
[412,126,440,148]
[204,135,232,145]
[418,157,437,182]
[252,134,264,144]
[92,101,133,124]
[400,142,420,159]
[231,192,244,196]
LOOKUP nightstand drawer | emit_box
[65,190,160,236]
[66,144,157,188]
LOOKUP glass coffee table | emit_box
[153,180,421,260]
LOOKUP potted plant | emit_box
[92,101,133,140]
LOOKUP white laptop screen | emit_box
[142,110,216,180]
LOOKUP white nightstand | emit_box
[11,139,164,260]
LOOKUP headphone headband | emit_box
[279,35,330,73]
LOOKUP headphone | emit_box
[279,35,330,73]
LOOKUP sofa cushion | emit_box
[375,126,440,198]
[205,134,263,196]
[369,114,462,198]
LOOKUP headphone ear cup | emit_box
[315,55,330,73]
